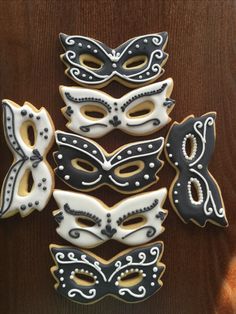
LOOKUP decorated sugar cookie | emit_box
[0,100,54,218]
[53,188,167,248]
[60,32,168,88]
[54,131,164,194]
[60,79,174,138]
[50,242,165,304]
[165,113,228,227]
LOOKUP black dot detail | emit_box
[42,178,46,182]
[20,205,26,210]
[29,114,33,118]
[43,187,47,191]
[44,136,48,140]
[35,201,39,205]
[44,128,48,132]
[21,110,27,116]
[38,183,42,187]
[36,116,40,120]
[28,203,33,207]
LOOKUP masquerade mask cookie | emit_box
[0,100,54,218]
[60,78,174,138]
[60,32,168,88]
[165,113,228,227]
[50,242,165,304]
[53,188,167,248]
[54,131,164,194]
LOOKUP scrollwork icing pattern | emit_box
[50,242,165,303]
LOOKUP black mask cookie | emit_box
[165,112,228,227]
[59,33,168,88]
[50,242,165,304]
[54,131,164,194]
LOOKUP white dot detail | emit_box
[57,154,63,159]
[59,165,64,171]
[92,150,97,154]
[73,140,77,144]
[117,155,122,160]
[135,181,140,187]
[128,50,132,54]
[197,164,203,169]
[148,144,153,149]
[144,174,149,180]
[127,150,132,155]
[64,175,70,180]
[83,144,88,148]
[137,147,142,152]
[149,163,155,168]
[62,137,66,142]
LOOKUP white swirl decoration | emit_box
[155,50,164,59]
[66,50,76,60]
[108,246,160,282]
[152,36,163,46]
[68,288,96,299]
[65,36,76,45]
[119,286,146,298]
[55,252,79,264]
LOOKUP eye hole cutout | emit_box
[182,134,197,160]
[77,217,97,227]
[80,54,104,70]
[18,169,34,196]
[71,158,97,173]
[20,121,37,147]
[127,101,154,118]
[72,272,95,286]
[80,105,108,121]
[123,55,148,70]
[118,270,143,287]
[188,178,204,205]
[114,161,144,178]
[121,215,147,229]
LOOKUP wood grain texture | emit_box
[0,0,236,313]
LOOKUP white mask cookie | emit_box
[60,78,174,138]
[59,32,168,88]
[53,188,167,248]
[0,100,54,218]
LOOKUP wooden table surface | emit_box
[0,0,236,313]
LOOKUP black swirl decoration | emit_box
[68,228,103,240]
[127,119,160,128]
[122,226,156,239]
[80,123,108,132]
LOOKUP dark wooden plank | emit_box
[0,0,235,313]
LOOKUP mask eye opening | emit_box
[118,270,143,287]
[71,158,97,173]
[123,55,148,70]
[18,169,34,196]
[114,161,144,178]
[188,178,204,205]
[80,54,104,70]
[20,121,37,147]
[127,101,154,118]
[121,215,147,229]
[80,105,107,120]
[182,134,197,160]
[77,217,96,227]
[72,271,96,286]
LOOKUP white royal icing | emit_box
[0,100,54,218]
[60,78,174,138]
[53,188,167,248]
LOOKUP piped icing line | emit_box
[59,33,168,88]
[165,112,228,227]
[54,131,164,194]
[53,188,167,248]
[60,78,174,138]
[50,241,165,304]
[0,100,54,218]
